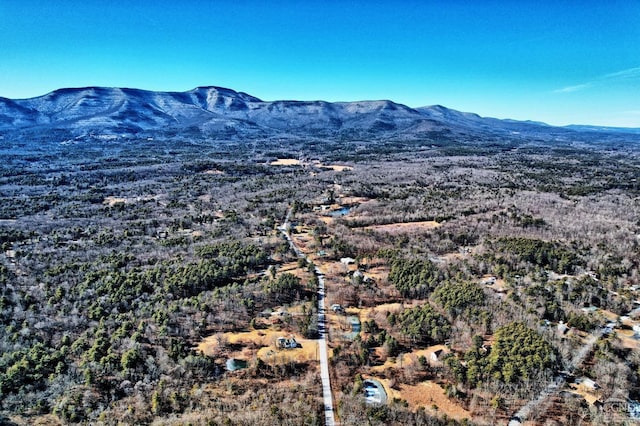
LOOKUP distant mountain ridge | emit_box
[1,86,639,142]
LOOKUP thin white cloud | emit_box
[603,66,640,80]
[554,66,640,94]
[554,83,593,93]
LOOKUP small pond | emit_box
[344,316,361,340]
[226,358,248,372]
[328,206,352,217]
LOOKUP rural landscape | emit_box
[0,86,640,425]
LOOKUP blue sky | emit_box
[1,1,639,127]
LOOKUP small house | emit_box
[557,322,570,336]
[340,257,356,265]
[276,336,299,349]
[481,276,497,285]
[603,322,616,335]
[581,377,599,392]
[331,304,344,314]
[430,347,449,363]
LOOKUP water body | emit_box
[328,206,352,217]
[344,316,361,340]
[226,358,248,371]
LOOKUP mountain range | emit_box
[1,86,639,143]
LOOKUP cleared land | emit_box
[198,329,319,365]
[270,158,302,166]
[362,220,441,233]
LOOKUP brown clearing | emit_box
[360,265,389,282]
[198,329,319,365]
[359,301,420,320]
[270,158,302,166]
[103,196,127,206]
[103,195,158,206]
[318,216,335,225]
[363,221,441,233]
[598,309,619,322]
[269,158,353,171]
[276,261,311,280]
[340,196,370,205]
[373,377,471,421]
[567,385,601,406]
[368,344,448,373]
[616,329,640,350]
[399,381,471,420]
[485,279,508,293]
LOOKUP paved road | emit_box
[316,270,337,426]
[279,208,336,425]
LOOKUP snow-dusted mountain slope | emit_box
[1,86,638,142]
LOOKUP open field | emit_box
[393,380,471,421]
[362,220,441,233]
[198,329,319,365]
[270,158,353,172]
[270,158,302,166]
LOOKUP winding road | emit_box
[279,208,337,425]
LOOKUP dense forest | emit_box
[1,134,640,425]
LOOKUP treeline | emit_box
[389,303,451,346]
[433,281,485,317]
[0,228,35,250]
[387,256,440,299]
[445,322,558,388]
[0,342,67,399]
[488,237,582,275]
[74,242,271,313]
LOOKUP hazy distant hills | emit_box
[1,86,639,143]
